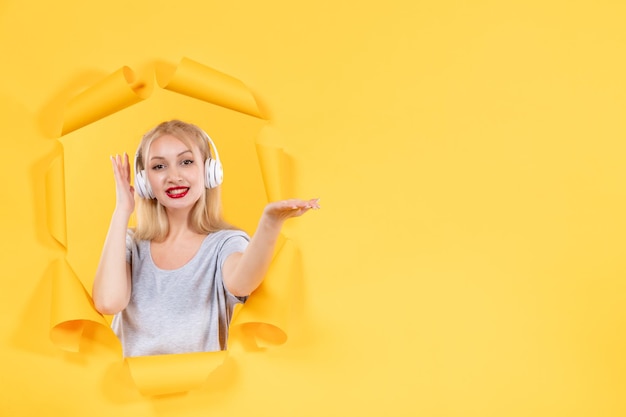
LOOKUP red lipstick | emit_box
[165,187,189,199]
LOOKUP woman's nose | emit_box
[167,167,183,182]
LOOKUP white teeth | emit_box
[167,188,188,195]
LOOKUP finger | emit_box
[114,153,121,172]
[309,198,321,209]
[111,154,129,185]
[289,202,307,210]
[110,155,120,176]
[124,152,131,179]
[292,198,320,209]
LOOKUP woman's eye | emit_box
[151,164,165,170]
[181,159,194,166]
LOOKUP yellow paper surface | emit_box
[125,351,228,397]
[4,2,626,416]
[47,57,301,396]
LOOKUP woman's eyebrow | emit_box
[150,150,192,160]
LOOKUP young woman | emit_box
[92,120,319,357]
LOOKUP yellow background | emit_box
[1,0,626,416]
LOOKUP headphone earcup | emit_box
[134,150,154,199]
[204,158,223,189]
[135,169,154,199]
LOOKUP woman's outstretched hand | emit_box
[110,153,135,215]
[222,197,321,296]
[262,198,321,224]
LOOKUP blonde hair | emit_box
[133,120,235,241]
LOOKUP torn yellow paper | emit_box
[156,57,263,119]
[231,238,300,348]
[49,258,109,352]
[49,57,303,396]
[45,155,66,246]
[62,66,147,135]
[255,143,294,202]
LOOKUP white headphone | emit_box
[134,130,223,199]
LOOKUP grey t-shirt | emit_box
[111,229,250,357]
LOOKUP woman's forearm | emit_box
[92,209,132,315]
[223,213,284,296]
[223,199,319,297]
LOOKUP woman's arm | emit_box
[92,154,135,315]
[222,198,320,297]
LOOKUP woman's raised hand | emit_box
[110,153,135,215]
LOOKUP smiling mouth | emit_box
[166,187,189,199]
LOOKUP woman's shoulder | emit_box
[206,228,250,246]
[126,228,140,244]
[199,229,249,261]
[211,228,249,239]
[125,228,146,249]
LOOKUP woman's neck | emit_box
[164,208,200,241]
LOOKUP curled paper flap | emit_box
[255,143,294,202]
[50,57,298,395]
[156,57,263,119]
[45,154,66,246]
[50,259,108,352]
[125,350,227,396]
[62,66,147,135]
[232,238,300,348]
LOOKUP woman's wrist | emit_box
[113,207,133,221]
[260,210,286,229]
